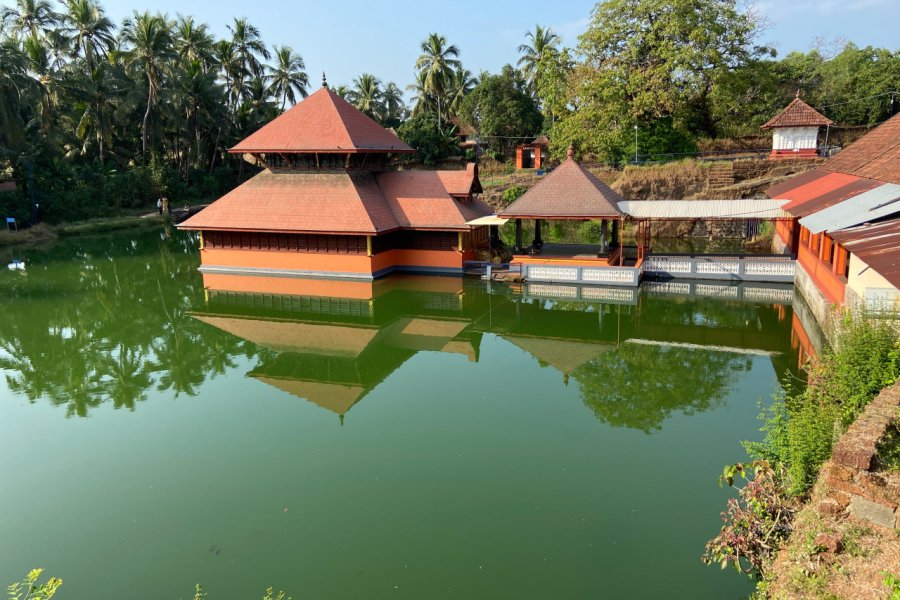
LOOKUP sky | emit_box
[23,0,900,92]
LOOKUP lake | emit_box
[0,227,803,599]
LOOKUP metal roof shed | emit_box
[799,183,900,234]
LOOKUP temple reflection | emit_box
[192,272,802,430]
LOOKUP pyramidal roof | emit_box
[499,149,624,219]
[761,96,833,130]
[231,86,414,154]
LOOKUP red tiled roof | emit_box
[761,97,833,130]
[231,86,414,154]
[771,171,860,210]
[498,155,624,219]
[830,217,900,288]
[181,164,490,234]
[820,113,900,185]
[378,167,493,230]
[179,171,399,234]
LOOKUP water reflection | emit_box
[0,229,801,430]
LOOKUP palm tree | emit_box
[267,45,308,111]
[517,25,559,94]
[332,84,351,100]
[381,81,406,125]
[0,39,30,153]
[173,15,214,69]
[172,59,224,170]
[22,34,56,135]
[350,72,383,119]
[120,11,175,157]
[228,17,269,101]
[62,0,115,74]
[407,69,434,116]
[447,68,476,116]
[415,33,461,129]
[1,0,58,38]
[214,39,244,111]
[69,62,125,162]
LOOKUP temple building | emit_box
[179,82,493,280]
[762,94,833,160]
[767,112,900,319]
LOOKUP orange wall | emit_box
[797,242,845,305]
[201,273,375,299]
[371,249,464,272]
[201,247,466,277]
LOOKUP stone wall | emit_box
[820,384,900,531]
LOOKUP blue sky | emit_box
[39,0,900,91]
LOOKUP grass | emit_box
[0,213,167,247]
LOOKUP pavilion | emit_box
[761,94,832,160]
[179,80,494,280]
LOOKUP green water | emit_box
[0,228,799,599]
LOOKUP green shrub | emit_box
[501,185,526,203]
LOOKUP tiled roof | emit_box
[499,155,624,219]
[252,377,365,415]
[821,113,900,184]
[181,165,489,234]
[761,97,833,129]
[231,86,414,154]
[450,116,476,137]
[830,217,900,288]
[377,168,493,230]
[179,171,400,234]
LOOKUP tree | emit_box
[381,81,406,127]
[517,24,559,95]
[267,45,308,111]
[535,46,573,125]
[1,0,58,38]
[62,0,115,73]
[552,0,761,161]
[446,67,476,117]
[173,15,214,69]
[415,32,461,129]
[349,72,382,119]
[397,112,460,166]
[120,11,176,157]
[459,65,542,155]
[228,17,269,101]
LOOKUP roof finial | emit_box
[322,71,328,88]
[567,144,574,159]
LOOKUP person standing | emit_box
[157,196,163,215]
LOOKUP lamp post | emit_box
[634,124,639,163]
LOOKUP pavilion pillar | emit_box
[600,220,608,254]
[515,219,523,252]
[533,219,543,249]
[611,219,619,248]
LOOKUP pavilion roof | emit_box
[498,153,624,219]
[761,97,832,130]
[180,165,489,234]
[230,86,414,154]
[179,171,400,234]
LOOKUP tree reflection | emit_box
[0,229,254,416]
[572,342,746,433]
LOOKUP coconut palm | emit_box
[350,72,383,119]
[172,59,225,169]
[213,39,244,110]
[1,0,58,38]
[119,11,175,157]
[62,0,115,73]
[332,84,351,100]
[447,67,476,116]
[517,24,559,94]
[228,17,269,100]
[173,15,214,69]
[381,81,406,125]
[68,62,125,162]
[0,39,30,153]
[22,34,56,134]
[415,33,461,129]
[407,69,434,117]
[267,45,308,111]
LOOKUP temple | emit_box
[761,94,832,160]
[179,82,494,279]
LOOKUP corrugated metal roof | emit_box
[618,199,792,220]
[829,217,900,289]
[799,183,900,234]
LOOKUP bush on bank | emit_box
[704,316,900,579]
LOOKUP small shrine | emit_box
[761,93,833,160]
[516,136,549,170]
